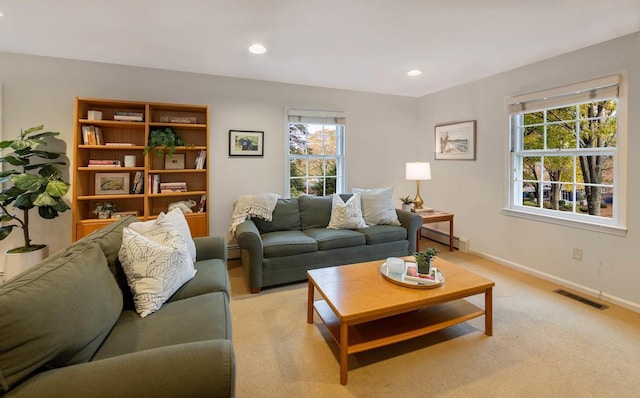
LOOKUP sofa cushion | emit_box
[261,231,318,258]
[352,187,401,226]
[0,242,122,392]
[168,258,230,301]
[253,198,301,233]
[119,219,196,317]
[92,292,231,361]
[298,195,333,229]
[304,228,366,251]
[327,193,368,229]
[358,224,408,245]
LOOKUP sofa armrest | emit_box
[235,219,264,292]
[194,235,227,263]
[6,340,235,398]
[396,209,424,254]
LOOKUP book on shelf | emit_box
[88,159,121,167]
[194,149,206,169]
[81,125,103,145]
[159,182,187,193]
[114,112,144,122]
[198,194,206,212]
[148,174,160,194]
[105,142,135,146]
[160,116,197,124]
[131,171,144,194]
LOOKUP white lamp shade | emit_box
[405,162,431,180]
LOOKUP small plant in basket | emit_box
[93,202,117,219]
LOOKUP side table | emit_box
[414,210,454,251]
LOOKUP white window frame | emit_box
[503,75,627,236]
[285,108,346,197]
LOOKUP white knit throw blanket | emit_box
[229,193,280,236]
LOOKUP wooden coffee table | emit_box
[307,257,494,385]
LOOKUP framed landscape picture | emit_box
[229,130,264,157]
[434,120,476,160]
[95,173,130,195]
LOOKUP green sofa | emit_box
[236,194,423,293]
[0,216,235,397]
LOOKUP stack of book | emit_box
[159,182,187,193]
[88,159,121,167]
[114,112,144,122]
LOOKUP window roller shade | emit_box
[508,75,620,114]
[288,109,346,125]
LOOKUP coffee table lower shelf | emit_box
[313,299,486,355]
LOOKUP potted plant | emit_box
[400,195,413,211]
[414,247,439,275]
[0,125,70,278]
[93,202,117,219]
[144,127,187,158]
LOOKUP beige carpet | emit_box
[228,242,640,397]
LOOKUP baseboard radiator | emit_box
[420,227,469,253]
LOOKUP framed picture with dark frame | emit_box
[434,120,476,160]
[229,130,264,157]
[95,173,130,195]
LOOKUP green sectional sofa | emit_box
[236,194,423,293]
[0,216,235,398]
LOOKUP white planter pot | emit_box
[3,246,49,282]
[402,204,412,212]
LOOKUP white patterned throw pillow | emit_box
[327,193,368,229]
[127,208,196,262]
[352,187,401,226]
[119,218,196,317]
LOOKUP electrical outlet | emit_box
[572,248,583,261]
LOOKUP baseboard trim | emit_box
[470,249,640,314]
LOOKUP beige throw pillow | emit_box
[327,193,368,229]
[352,187,401,226]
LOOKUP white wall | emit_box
[0,51,420,269]
[419,32,640,310]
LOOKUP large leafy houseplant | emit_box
[0,125,70,253]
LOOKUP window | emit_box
[506,75,626,234]
[286,109,345,197]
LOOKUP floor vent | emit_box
[554,289,609,310]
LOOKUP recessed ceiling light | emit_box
[407,69,422,77]
[0,11,4,17]
[249,44,266,55]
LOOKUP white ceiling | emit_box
[1,1,639,97]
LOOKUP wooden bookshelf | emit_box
[72,97,209,240]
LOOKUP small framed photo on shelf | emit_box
[95,173,130,195]
[434,120,476,160]
[229,130,264,157]
[164,153,186,169]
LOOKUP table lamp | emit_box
[405,161,432,210]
